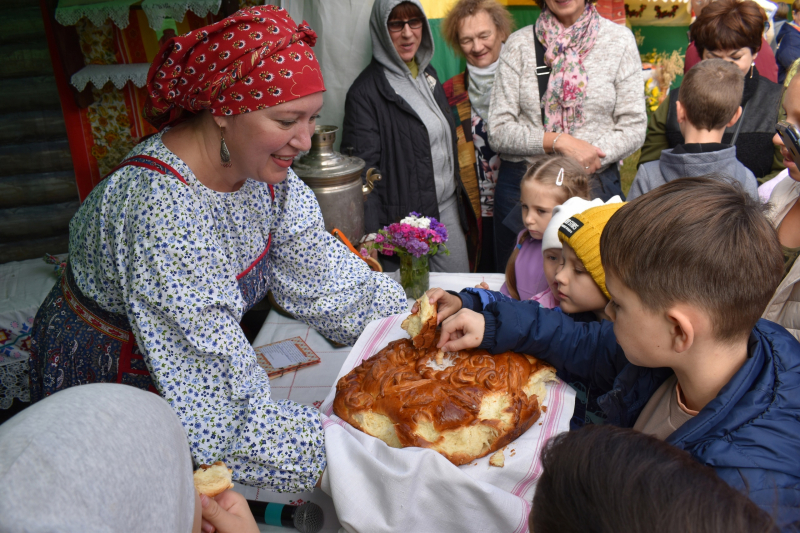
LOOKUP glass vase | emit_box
[399,253,430,300]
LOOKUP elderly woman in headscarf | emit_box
[27,6,407,492]
[342,0,478,273]
[487,0,646,270]
[441,0,514,273]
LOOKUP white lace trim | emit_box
[0,360,30,409]
[70,63,151,91]
[142,0,223,31]
[55,2,134,29]
[55,0,222,30]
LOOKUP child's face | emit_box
[605,272,674,368]
[521,180,564,240]
[543,248,562,299]
[554,244,608,314]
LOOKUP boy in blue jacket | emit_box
[434,177,800,530]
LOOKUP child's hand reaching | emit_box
[475,281,489,289]
[411,288,463,324]
[438,309,486,352]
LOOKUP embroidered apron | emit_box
[28,155,274,402]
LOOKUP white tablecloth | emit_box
[239,272,575,533]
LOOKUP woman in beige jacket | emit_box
[764,73,800,340]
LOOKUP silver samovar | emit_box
[292,125,380,247]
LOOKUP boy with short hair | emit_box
[434,177,800,528]
[629,59,758,200]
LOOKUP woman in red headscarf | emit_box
[27,6,407,492]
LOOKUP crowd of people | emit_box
[4,0,800,531]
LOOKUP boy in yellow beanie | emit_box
[431,178,800,528]
[425,199,623,427]
[554,202,625,320]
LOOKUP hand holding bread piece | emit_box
[401,294,439,350]
[193,461,234,497]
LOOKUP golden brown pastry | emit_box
[401,294,438,350]
[333,335,557,466]
[193,461,234,497]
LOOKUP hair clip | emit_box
[556,168,565,186]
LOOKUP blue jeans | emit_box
[493,160,528,273]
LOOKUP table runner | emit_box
[318,314,575,533]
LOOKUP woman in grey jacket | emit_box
[342,0,474,273]
[487,0,646,270]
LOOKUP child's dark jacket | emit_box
[467,295,800,530]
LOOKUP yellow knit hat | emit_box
[558,202,626,299]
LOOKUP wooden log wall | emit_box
[0,0,77,263]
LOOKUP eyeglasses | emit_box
[387,18,423,33]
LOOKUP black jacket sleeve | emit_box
[341,85,384,234]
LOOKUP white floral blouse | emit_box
[68,131,408,492]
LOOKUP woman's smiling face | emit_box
[543,0,587,27]
[217,91,323,186]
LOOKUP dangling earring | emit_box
[219,126,232,168]
[750,61,755,79]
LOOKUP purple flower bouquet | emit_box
[360,212,449,298]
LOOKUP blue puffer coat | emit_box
[476,299,800,530]
[777,22,800,83]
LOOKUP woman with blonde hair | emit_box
[441,0,514,272]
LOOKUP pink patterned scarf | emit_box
[535,4,601,133]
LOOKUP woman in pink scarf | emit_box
[486,0,645,272]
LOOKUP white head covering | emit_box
[542,195,623,253]
[0,384,195,533]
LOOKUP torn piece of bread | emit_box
[489,447,506,467]
[193,461,234,497]
[401,294,438,350]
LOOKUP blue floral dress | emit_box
[29,131,408,492]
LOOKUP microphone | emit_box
[247,500,324,533]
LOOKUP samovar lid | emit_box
[292,125,365,180]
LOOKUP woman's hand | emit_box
[555,134,606,174]
[475,281,490,289]
[424,288,463,324]
[200,490,259,533]
[437,309,486,352]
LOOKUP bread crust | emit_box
[333,335,558,466]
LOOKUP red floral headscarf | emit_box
[144,6,326,130]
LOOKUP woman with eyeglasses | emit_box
[640,0,785,182]
[342,0,478,273]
